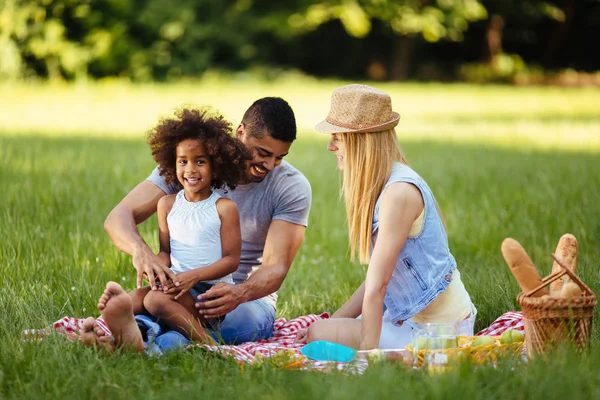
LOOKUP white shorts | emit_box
[359,303,478,349]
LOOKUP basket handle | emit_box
[550,253,594,296]
[523,253,593,297]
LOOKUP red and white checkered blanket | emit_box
[24,311,525,372]
[474,311,524,336]
[25,312,368,373]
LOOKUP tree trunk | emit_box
[544,0,577,67]
[46,56,62,81]
[390,35,413,81]
[485,14,505,64]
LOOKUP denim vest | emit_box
[372,163,456,325]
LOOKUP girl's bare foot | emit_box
[98,281,144,353]
[79,317,115,352]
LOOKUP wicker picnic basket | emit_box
[517,254,597,358]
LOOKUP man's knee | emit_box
[216,300,275,344]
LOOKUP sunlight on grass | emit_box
[2,79,600,399]
[1,78,599,151]
[2,132,600,399]
[0,82,600,400]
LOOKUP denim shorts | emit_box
[360,302,478,349]
[188,281,225,331]
[135,296,276,355]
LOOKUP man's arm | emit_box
[238,219,305,301]
[156,194,175,266]
[104,180,177,290]
[197,219,306,318]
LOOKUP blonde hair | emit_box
[341,129,408,264]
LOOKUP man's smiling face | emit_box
[236,124,292,182]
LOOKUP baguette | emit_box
[559,281,582,299]
[549,234,578,295]
[501,238,549,297]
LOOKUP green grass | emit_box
[2,78,599,150]
[1,81,600,399]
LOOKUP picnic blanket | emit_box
[475,311,524,336]
[24,311,525,372]
[25,312,368,373]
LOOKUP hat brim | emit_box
[314,112,401,134]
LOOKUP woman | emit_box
[303,84,476,350]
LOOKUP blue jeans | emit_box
[135,297,275,356]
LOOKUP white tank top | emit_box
[168,190,233,284]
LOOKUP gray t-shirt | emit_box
[147,160,312,308]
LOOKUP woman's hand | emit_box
[295,328,308,344]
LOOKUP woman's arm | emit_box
[332,282,365,318]
[360,182,424,350]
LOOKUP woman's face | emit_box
[327,133,345,171]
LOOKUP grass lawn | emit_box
[1,80,600,399]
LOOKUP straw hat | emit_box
[315,84,400,134]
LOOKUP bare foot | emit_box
[98,281,144,353]
[79,317,115,352]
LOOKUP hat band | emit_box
[326,115,370,130]
[326,114,395,131]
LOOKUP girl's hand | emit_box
[164,271,198,300]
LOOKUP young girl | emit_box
[121,107,252,344]
[302,84,476,350]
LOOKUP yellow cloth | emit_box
[408,207,425,237]
[406,209,472,325]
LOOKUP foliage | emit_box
[459,53,526,83]
[2,0,490,81]
[290,0,487,42]
[2,0,596,82]
[0,0,110,80]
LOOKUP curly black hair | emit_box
[147,107,252,190]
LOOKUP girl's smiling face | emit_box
[327,133,346,171]
[176,139,213,201]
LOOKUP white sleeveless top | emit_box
[168,190,233,284]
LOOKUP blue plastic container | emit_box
[300,340,357,362]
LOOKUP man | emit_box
[82,97,311,351]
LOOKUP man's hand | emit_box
[132,245,178,290]
[195,283,244,318]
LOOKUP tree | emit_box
[0,0,111,81]
[288,0,488,80]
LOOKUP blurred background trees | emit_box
[1,0,598,83]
